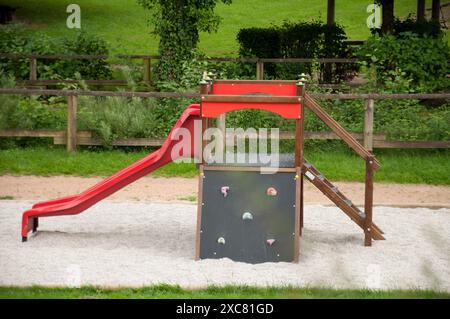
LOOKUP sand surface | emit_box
[1,201,449,290]
[1,175,449,208]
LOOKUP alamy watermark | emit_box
[170,120,280,172]
[366,3,382,29]
[66,4,81,29]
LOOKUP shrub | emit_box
[357,32,450,92]
[155,50,208,91]
[0,24,57,79]
[0,72,20,129]
[237,27,281,77]
[78,96,159,147]
[371,17,442,38]
[55,31,112,80]
[236,21,355,82]
[0,24,112,80]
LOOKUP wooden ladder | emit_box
[302,159,385,241]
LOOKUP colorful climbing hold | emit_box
[266,187,277,196]
[221,186,230,197]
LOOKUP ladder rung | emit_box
[304,170,315,181]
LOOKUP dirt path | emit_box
[0,175,449,208]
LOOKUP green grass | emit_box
[0,146,449,185]
[178,195,198,202]
[0,147,197,178]
[5,0,424,56]
[0,285,449,299]
[0,195,14,200]
[306,148,450,185]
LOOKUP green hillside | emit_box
[3,0,420,55]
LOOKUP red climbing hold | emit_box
[266,187,277,196]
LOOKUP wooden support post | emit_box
[417,0,426,21]
[295,83,305,167]
[29,58,37,81]
[200,82,210,163]
[296,83,305,240]
[295,119,303,167]
[294,166,302,262]
[364,99,374,151]
[67,95,77,152]
[195,165,204,260]
[143,57,151,84]
[300,174,304,235]
[364,156,374,246]
[432,0,441,22]
[327,0,335,26]
[256,60,264,80]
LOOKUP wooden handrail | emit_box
[304,94,380,170]
[309,92,450,100]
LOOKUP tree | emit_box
[376,0,394,34]
[137,0,232,82]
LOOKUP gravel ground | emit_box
[0,201,449,290]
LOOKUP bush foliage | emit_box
[371,17,442,38]
[1,74,448,147]
[0,24,112,80]
[137,0,231,82]
[357,32,450,92]
[236,21,355,82]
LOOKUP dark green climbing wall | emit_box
[199,169,297,264]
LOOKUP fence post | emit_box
[29,57,37,81]
[364,98,374,151]
[256,60,264,80]
[143,57,152,84]
[67,95,77,152]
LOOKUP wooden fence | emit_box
[0,88,449,152]
[0,53,360,85]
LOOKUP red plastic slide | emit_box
[21,104,201,241]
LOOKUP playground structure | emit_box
[21,79,385,263]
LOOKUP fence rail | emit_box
[1,88,449,100]
[1,52,362,84]
[0,88,449,152]
[3,52,450,85]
